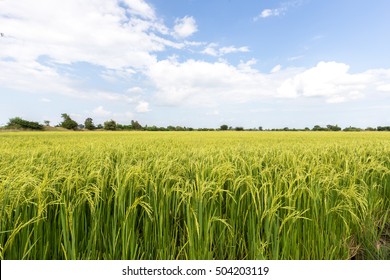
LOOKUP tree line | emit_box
[2,114,390,132]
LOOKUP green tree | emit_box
[104,119,117,131]
[220,124,228,131]
[60,113,78,130]
[327,124,341,131]
[84,117,95,130]
[312,125,327,131]
[6,117,43,130]
[377,126,390,131]
[343,126,362,132]
[131,120,143,130]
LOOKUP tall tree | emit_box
[60,113,78,130]
[104,119,117,131]
[131,120,143,130]
[84,117,95,130]
[220,124,228,131]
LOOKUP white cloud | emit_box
[0,0,174,69]
[276,61,375,102]
[259,9,280,18]
[112,111,135,122]
[127,87,144,94]
[254,0,304,20]
[271,64,282,73]
[326,96,347,104]
[0,59,80,96]
[0,0,196,106]
[96,92,134,103]
[238,59,258,73]
[147,59,274,106]
[100,68,136,82]
[121,0,156,19]
[1,0,390,126]
[202,43,219,56]
[135,101,150,112]
[148,59,390,107]
[377,84,390,92]
[92,106,111,117]
[206,110,220,116]
[183,40,206,47]
[202,44,250,57]
[219,46,250,55]
[0,59,140,104]
[254,7,286,20]
[173,16,198,38]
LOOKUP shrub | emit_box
[6,117,43,130]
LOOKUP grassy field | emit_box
[0,131,389,260]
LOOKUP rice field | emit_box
[0,131,389,260]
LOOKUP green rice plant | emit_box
[0,131,389,259]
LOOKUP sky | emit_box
[1,0,390,129]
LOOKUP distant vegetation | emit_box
[60,113,78,130]
[1,114,390,132]
[4,117,43,130]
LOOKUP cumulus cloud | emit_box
[135,101,150,112]
[147,59,274,106]
[0,0,173,69]
[121,0,156,19]
[238,59,258,73]
[148,59,390,106]
[276,61,372,102]
[173,16,198,38]
[202,43,219,56]
[2,0,390,119]
[377,84,390,92]
[93,106,112,117]
[0,0,193,104]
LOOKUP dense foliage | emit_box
[103,119,117,131]
[60,114,78,130]
[6,117,43,130]
[84,118,95,130]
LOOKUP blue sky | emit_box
[1,0,390,129]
